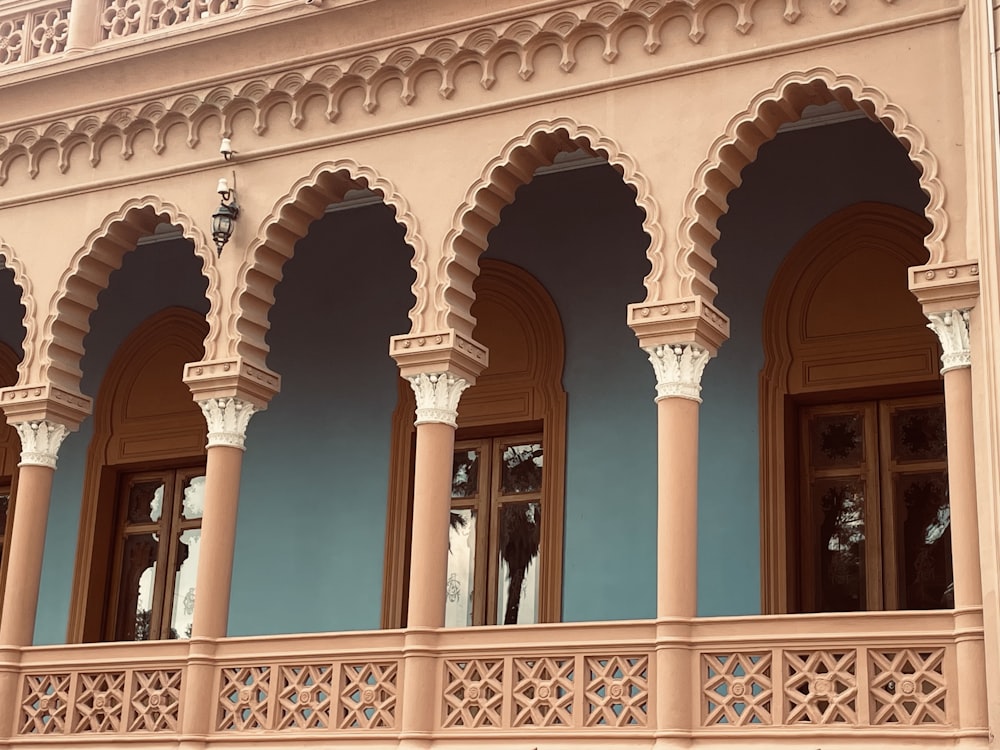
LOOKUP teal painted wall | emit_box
[28,118,931,643]
[227,205,414,636]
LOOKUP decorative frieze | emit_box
[407,373,470,428]
[15,419,69,469]
[644,344,710,402]
[197,397,258,450]
[926,309,971,374]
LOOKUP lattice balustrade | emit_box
[700,643,954,729]
[0,3,69,66]
[217,660,399,732]
[512,656,574,728]
[338,662,397,729]
[73,672,126,732]
[101,0,241,40]
[702,652,774,726]
[869,648,948,726]
[218,666,272,731]
[129,669,182,731]
[19,673,71,734]
[276,665,333,730]
[584,655,649,727]
[17,667,182,736]
[443,658,504,728]
[784,650,858,725]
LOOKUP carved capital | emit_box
[15,420,70,469]
[926,309,972,373]
[645,343,711,402]
[407,372,470,427]
[197,397,258,450]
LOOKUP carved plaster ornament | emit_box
[644,343,711,402]
[16,420,70,469]
[926,309,972,374]
[198,397,258,449]
[407,372,470,427]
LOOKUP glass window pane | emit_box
[127,480,165,524]
[809,413,864,469]
[500,443,543,495]
[169,529,200,639]
[811,480,866,612]
[445,508,476,627]
[452,450,480,499]
[181,475,206,521]
[891,405,947,463]
[896,471,952,609]
[496,501,540,625]
[115,534,158,641]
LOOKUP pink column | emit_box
[189,398,255,640]
[65,0,103,53]
[926,309,988,732]
[644,343,711,738]
[180,396,257,743]
[398,372,469,742]
[0,421,71,646]
[0,420,72,740]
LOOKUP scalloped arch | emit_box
[38,196,220,391]
[674,67,948,304]
[0,238,35,381]
[227,159,427,369]
[439,117,660,338]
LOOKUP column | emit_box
[390,330,486,744]
[0,385,90,739]
[181,359,278,743]
[910,262,988,734]
[65,0,104,53]
[628,297,729,740]
[0,421,71,646]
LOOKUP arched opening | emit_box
[228,178,416,636]
[388,138,654,626]
[384,259,567,627]
[73,309,207,642]
[760,203,938,614]
[699,103,935,618]
[51,221,211,645]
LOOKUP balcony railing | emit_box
[0,0,242,70]
[3,610,981,745]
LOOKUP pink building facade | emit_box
[0,0,997,747]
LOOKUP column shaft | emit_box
[943,367,982,609]
[657,397,700,618]
[406,421,456,629]
[190,445,245,639]
[0,465,55,646]
[65,0,103,52]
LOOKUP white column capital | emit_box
[926,309,972,374]
[15,420,70,469]
[407,372,470,427]
[198,397,258,450]
[644,343,711,402]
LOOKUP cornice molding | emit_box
[0,0,908,185]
